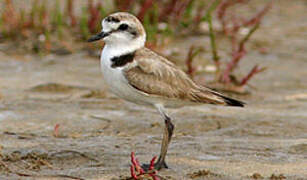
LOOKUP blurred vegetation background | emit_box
[0,0,272,92]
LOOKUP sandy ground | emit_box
[0,0,307,180]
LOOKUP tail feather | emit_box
[192,88,245,107]
[219,94,245,107]
[207,90,245,107]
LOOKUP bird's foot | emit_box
[142,160,168,171]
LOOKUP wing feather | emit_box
[123,48,241,106]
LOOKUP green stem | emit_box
[239,23,260,51]
[206,0,221,70]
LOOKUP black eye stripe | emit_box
[118,24,129,31]
[105,16,120,23]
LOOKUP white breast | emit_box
[100,47,153,106]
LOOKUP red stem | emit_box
[217,0,231,34]
[53,124,60,137]
[185,46,196,77]
[130,165,138,180]
[240,65,265,86]
[149,156,157,170]
[194,3,205,25]
[242,2,272,27]
[222,49,246,83]
[115,0,134,11]
[137,0,154,22]
[174,0,192,20]
[159,0,178,21]
[88,0,101,33]
[67,0,76,26]
[130,152,144,174]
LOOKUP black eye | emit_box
[118,24,129,31]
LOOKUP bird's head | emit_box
[88,12,146,48]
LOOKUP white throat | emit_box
[103,36,145,57]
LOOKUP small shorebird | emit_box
[88,12,244,170]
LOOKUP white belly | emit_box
[100,50,153,106]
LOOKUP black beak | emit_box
[87,31,110,42]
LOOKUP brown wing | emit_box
[123,48,231,105]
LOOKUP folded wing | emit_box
[124,48,244,107]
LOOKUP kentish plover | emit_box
[88,12,244,170]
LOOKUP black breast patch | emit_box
[111,51,135,68]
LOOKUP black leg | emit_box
[154,115,174,170]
